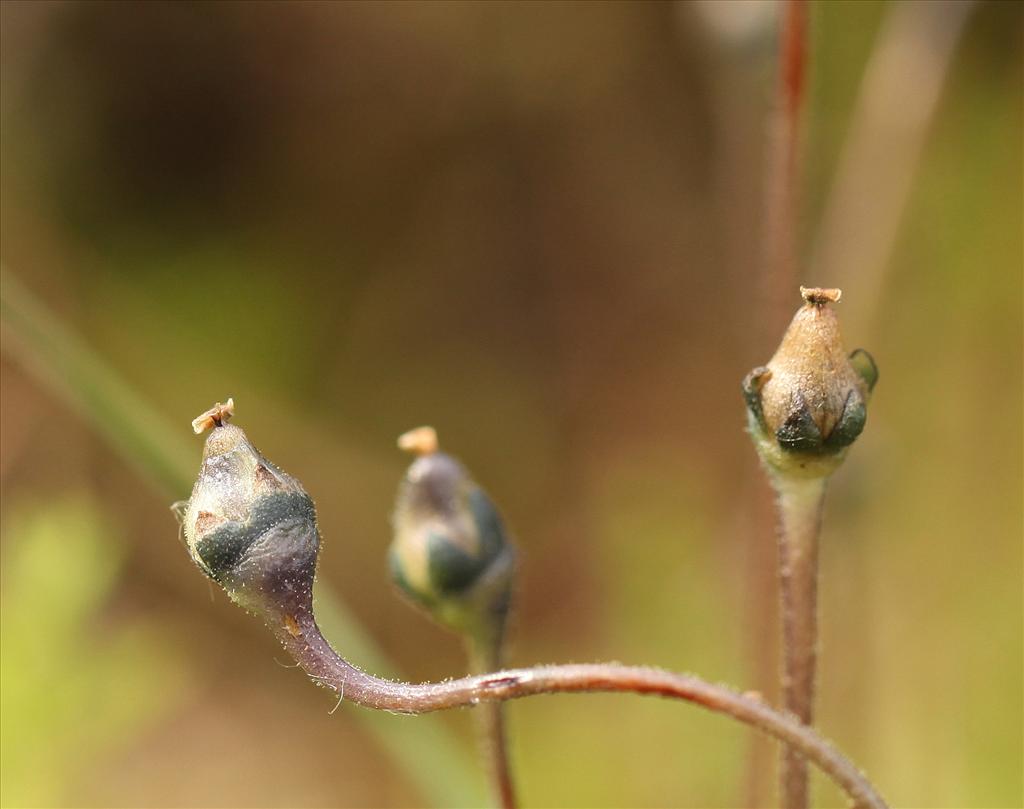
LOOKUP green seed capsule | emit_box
[390,427,514,637]
[743,288,878,479]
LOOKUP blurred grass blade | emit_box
[808,0,977,325]
[0,266,484,807]
[0,268,193,496]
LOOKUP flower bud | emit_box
[390,427,515,638]
[743,288,878,479]
[181,401,320,618]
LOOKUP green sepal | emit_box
[824,390,867,450]
[742,366,772,431]
[467,488,508,562]
[427,531,487,595]
[849,348,878,394]
[775,396,824,452]
[194,492,316,583]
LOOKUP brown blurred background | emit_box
[1,1,1021,807]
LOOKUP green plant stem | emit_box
[466,626,517,809]
[774,474,827,809]
[272,608,887,809]
[0,267,485,808]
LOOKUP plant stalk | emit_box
[762,0,808,333]
[466,625,517,809]
[774,475,827,809]
[754,3,809,803]
[270,607,886,809]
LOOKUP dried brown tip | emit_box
[192,398,235,434]
[800,286,842,305]
[397,425,438,456]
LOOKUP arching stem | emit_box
[269,607,886,809]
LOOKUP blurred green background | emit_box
[1,1,1020,807]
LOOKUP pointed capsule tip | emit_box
[800,286,842,305]
[397,425,438,456]
[192,398,235,434]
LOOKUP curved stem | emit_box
[774,476,827,809]
[270,608,885,809]
[467,629,517,809]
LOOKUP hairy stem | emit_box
[269,608,885,809]
[467,627,517,809]
[775,475,827,809]
[752,4,809,804]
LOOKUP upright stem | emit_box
[268,608,887,809]
[774,475,827,809]
[757,8,810,800]
[467,627,517,809]
[762,0,808,333]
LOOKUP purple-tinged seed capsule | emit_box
[181,400,320,622]
[390,426,515,639]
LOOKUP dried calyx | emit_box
[390,426,515,640]
[182,399,320,620]
[743,287,878,479]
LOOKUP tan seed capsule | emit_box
[743,288,877,479]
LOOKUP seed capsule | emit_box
[390,427,515,637]
[181,402,320,618]
[743,288,878,478]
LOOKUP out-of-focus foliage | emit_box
[1,1,1021,808]
[0,498,187,807]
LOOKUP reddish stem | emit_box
[763,0,809,336]
[266,608,887,809]
[776,476,826,809]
